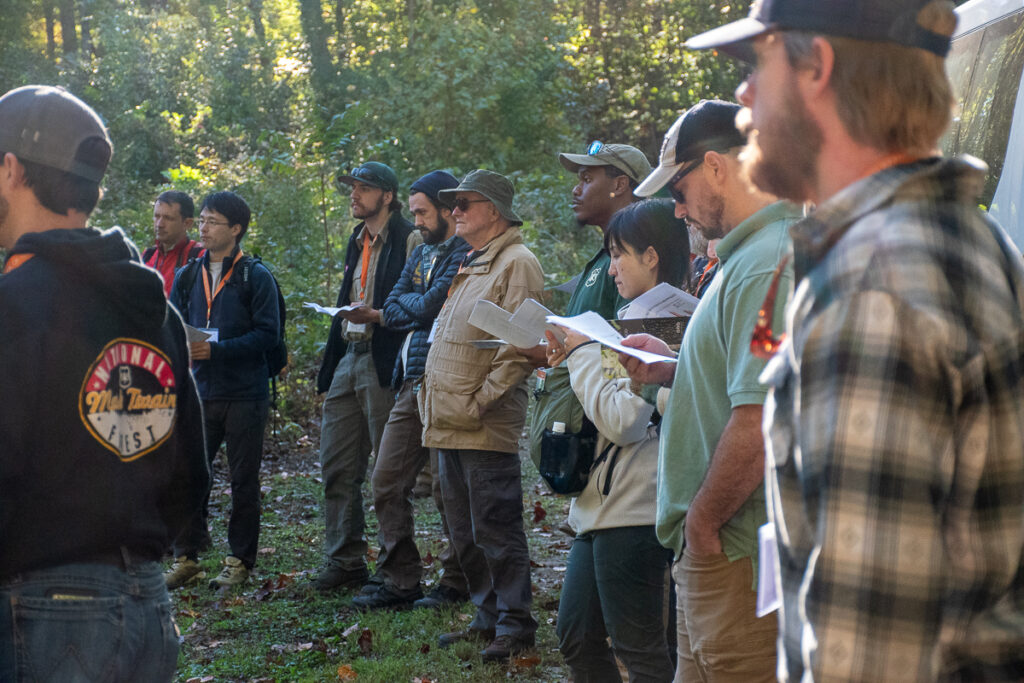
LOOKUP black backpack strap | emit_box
[177,257,203,319]
[142,246,156,265]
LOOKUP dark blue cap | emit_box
[410,170,460,208]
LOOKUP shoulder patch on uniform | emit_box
[78,339,178,462]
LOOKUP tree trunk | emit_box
[299,0,336,101]
[406,0,416,49]
[79,0,91,57]
[249,0,266,42]
[58,0,77,56]
[44,0,56,61]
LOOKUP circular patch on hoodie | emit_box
[78,338,177,462]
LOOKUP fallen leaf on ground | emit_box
[342,622,360,638]
[532,501,547,523]
[337,664,358,680]
[419,643,430,654]
[513,654,542,668]
[358,628,373,655]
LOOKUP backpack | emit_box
[143,241,205,269]
[177,254,288,385]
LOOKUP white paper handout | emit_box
[303,302,360,317]
[467,298,565,348]
[546,311,676,364]
[619,282,699,319]
[185,324,215,343]
[756,522,781,617]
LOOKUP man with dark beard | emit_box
[688,0,1024,679]
[353,170,472,610]
[314,161,420,591]
[620,99,802,682]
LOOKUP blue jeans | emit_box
[557,526,674,682]
[0,561,178,682]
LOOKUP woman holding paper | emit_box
[547,198,687,683]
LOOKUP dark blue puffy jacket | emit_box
[169,247,280,401]
[381,235,471,389]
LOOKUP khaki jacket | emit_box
[419,227,544,452]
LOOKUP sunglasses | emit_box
[750,254,791,359]
[667,159,703,205]
[452,197,490,213]
[586,140,640,180]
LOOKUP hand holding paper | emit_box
[545,312,676,364]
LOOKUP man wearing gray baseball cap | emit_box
[419,169,543,661]
[0,85,209,682]
[691,1,1024,681]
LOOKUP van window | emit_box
[945,8,1024,249]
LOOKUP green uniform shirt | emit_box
[656,201,801,572]
[565,248,625,318]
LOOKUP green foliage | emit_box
[0,0,749,425]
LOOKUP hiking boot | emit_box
[438,627,496,649]
[358,572,385,595]
[351,584,423,611]
[413,583,469,609]
[164,556,204,590]
[208,556,249,589]
[480,633,535,662]
[312,563,368,592]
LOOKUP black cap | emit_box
[410,170,460,208]
[687,0,952,62]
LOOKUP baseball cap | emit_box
[558,143,653,184]
[635,100,745,197]
[686,0,952,62]
[438,169,523,226]
[0,85,111,183]
[410,170,460,208]
[336,161,399,193]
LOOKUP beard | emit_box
[737,80,822,203]
[421,215,449,245]
[352,194,386,220]
[688,190,727,241]
[688,224,710,258]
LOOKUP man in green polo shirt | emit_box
[620,100,802,682]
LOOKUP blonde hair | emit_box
[782,1,957,156]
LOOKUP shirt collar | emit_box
[789,155,987,276]
[716,200,802,264]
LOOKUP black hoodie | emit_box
[0,227,209,579]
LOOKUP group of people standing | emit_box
[2,0,1024,681]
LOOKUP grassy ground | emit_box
[172,424,575,682]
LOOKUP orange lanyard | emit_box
[202,251,243,326]
[447,251,474,299]
[3,253,34,273]
[359,232,376,300]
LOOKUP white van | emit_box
[944,0,1024,250]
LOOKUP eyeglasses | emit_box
[667,159,703,205]
[452,197,490,213]
[586,140,640,180]
[198,217,230,228]
[750,254,791,359]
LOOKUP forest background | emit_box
[4,0,752,425]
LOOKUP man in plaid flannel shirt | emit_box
[689,0,1024,680]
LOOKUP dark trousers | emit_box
[174,398,268,568]
[438,448,537,639]
[557,526,674,683]
[371,382,467,593]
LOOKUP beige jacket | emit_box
[564,343,659,534]
[419,227,544,453]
